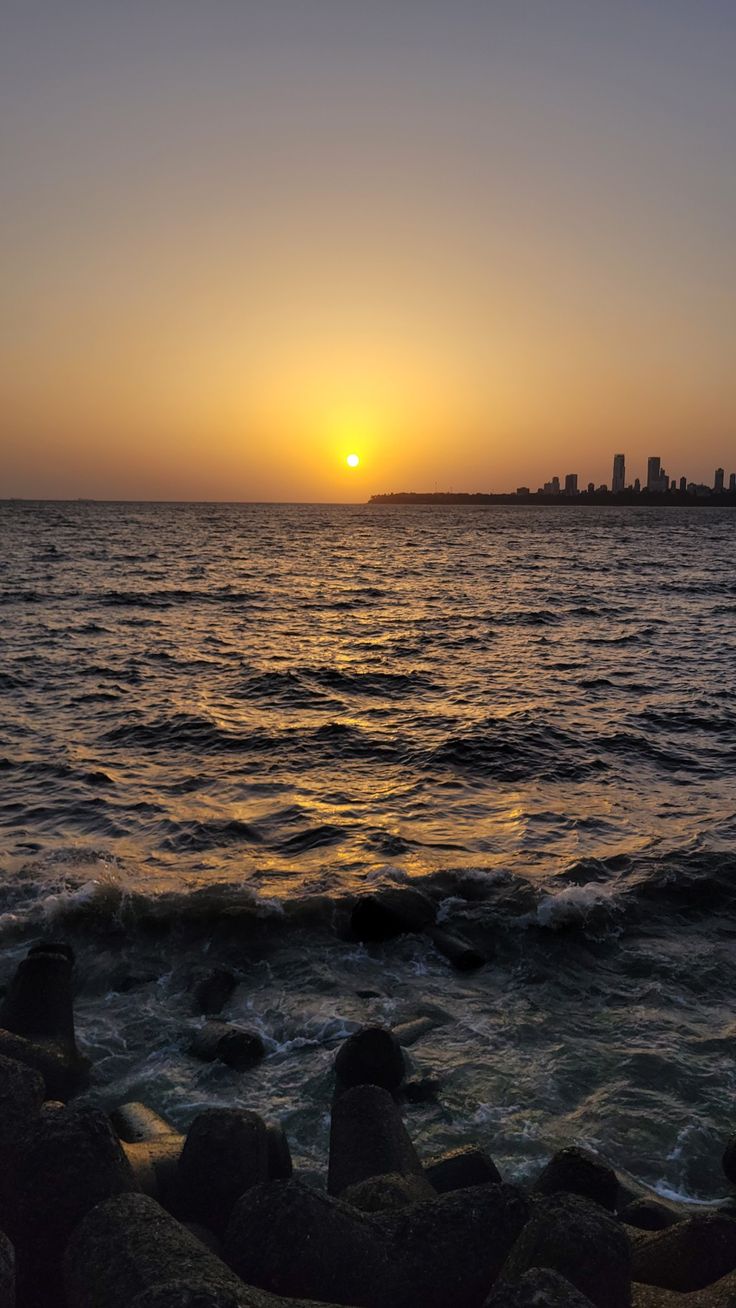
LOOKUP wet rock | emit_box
[631,1213,736,1292]
[111,1101,178,1142]
[334,1025,406,1095]
[485,1267,597,1307]
[193,967,238,1016]
[0,947,78,1053]
[392,1016,439,1046]
[190,1020,265,1072]
[0,1027,90,1100]
[174,1108,269,1234]
[13,1105,137,1306]
[619,1199,681,1231]
[0,1232,13,1308]
[123,1136,185,1204]
[328,1083,425,1195]
[351,888,436,942]
[427,926,485,971]
[266,1120,293,1180]
[401,1076,440,1104]
[534,1146,619,1212]
[225,1176,531,1308]
[342,1171,436,1213]
[502,1192,632,1308]
[425,1144,502,1193]
[28,938,75,964]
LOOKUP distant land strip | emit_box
[369,490,736,506]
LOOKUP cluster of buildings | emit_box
[523,454,736,498]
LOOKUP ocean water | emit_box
[2,499,736,1199]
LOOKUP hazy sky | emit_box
[2,1,735,500]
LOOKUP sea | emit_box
[1,499,735,1201]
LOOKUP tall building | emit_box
[564,473,578,496]
[551,476,560,495]
[730,473,736,492]
[715,468,725,492]
[612,453,625,493]
[647,456,661,492]
[679,476,687,492]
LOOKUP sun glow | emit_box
[346,453,360,468]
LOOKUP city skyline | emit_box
[2,2,736,502]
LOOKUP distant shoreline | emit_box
[369,491,736,507]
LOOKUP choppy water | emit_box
[2,499,736,1200]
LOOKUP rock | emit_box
[12,1105,137,1306]
[0,1231,13,1308]
[351,888,436,942]
[190,1020,265,1071]
[265,1120,293,1180]
[334,1025,406,1095]
[328,1083,425,1196]
[111,1101,178,1142]
[534,1146,619,1212]
[392,1016,439,1046]
[425,1145,502,1193]
[401,1077,440,1104]
[122,1137,185,1203]
[485,1267,597,1307]
[502,1192,632,1308]
[65,1192,275,1308]
[225,1177,531,1308]
[631,1213,736,1292]
[193,967,238,1016]
[0,1053,44,1136]
[129,1284,344,1308]
[723,1138,736,1187]
[0,1026,90,1099]
[619,1200,681,1231]
[427,926,485,971]
[0,948,78,1054]
[28,939,75,964]
[174,1108,269,1233]
[342,1172,436,1213]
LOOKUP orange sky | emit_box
[2,2,735,500]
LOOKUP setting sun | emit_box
[346,454,360,468]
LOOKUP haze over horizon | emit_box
[2,1,735,502]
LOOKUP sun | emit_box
[346,453,360,468]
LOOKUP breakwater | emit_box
[3,939,736,1308]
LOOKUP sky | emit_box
[1,0,735,501]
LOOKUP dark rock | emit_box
[190,1020,265,1071]
[0,1053,44,1136]
[502,1192,632,1308]
[174,1108,269,1233]
[0,1027,90,1099]
[111,1101,178,1142]
[122,1136,185,1203]
[182,1223,225,1257]
[0,948,78,1053]
[266,1120,293,1180]
[619,1199,681,1231]
[342,1172,436,1213]
[193,967,238,1016]
[485,1267,596,1307]
[723,1137,736,1187]
[225,1177,531,1308]
[64,1192,266,1308]
[13,1105,137,1307]
[427,926,485,971]
[328,1083,425,1195]
[0,1232,12,1308]
[534,1146,619,1212]
[631,1213,736,1292]
[334,1025,406,1095]
[425,1144,502,1192]
[28,938,75,964]
[351,888,436,942]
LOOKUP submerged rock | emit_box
[189,1020,265,1072]
[350,888,436,942]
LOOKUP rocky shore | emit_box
[2,941,736,1308]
